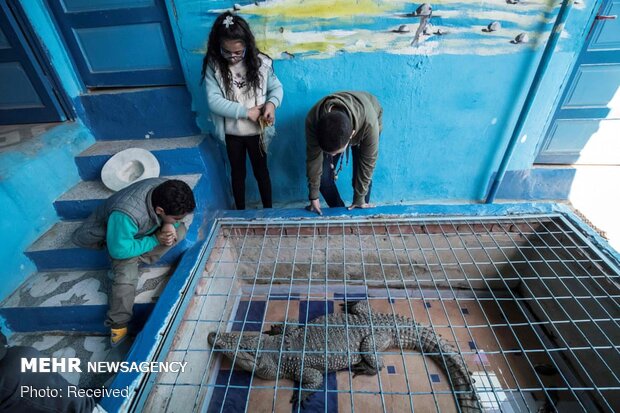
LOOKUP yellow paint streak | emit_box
[244,0,394,19]
[258,37,347,55]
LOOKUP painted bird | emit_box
[411,3,433,46]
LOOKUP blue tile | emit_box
[469,341,476,350]
[232,301,266,332]
[389,298,395,303]
[461,307,469,315]
[299,301,334,324]
[387,365,396,374]
[296,372,338,413]
[207,370,251,412]
[430,374,440,383]
[294,301,338,412]
[425,302,432,308]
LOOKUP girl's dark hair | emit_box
[152,180,196,216]
[201,12,265,96]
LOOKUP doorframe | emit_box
[43,0,185,89]
[4,0,74,121]
[534,0,613,164]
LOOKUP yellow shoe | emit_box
[110,327,128,347]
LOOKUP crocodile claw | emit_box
[263,324,284,335]
[351,363,378,377]
[290,391,306,410]
[340,300,360,314]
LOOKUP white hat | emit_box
[101,148,160,192]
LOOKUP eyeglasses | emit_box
[220,47,246,59]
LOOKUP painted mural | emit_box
[205,0,585,59]
[162,0,596,208]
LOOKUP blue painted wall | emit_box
[163,0,599,206]
[0,122,95,302]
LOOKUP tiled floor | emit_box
[144,216,620,412]
[0,122,60,152]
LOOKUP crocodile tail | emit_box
[399,322,483,412]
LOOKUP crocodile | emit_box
[207,300,482,411]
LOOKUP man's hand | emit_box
[261,102,276,125]
[347,203,373,211]
[156,227,176,246]
[305,199,323,215]
[247,105,264,122]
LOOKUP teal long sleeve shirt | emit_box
[106,211,159,260]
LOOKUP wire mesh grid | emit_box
[143,214,620,413]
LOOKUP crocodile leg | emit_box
[352,332,391,376]
[263,323,284,335]
[340,300,372,316]
[290,367,324,409]
[263,320,301,335]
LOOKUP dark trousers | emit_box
[320,146,372,207]
[225,134,272,210]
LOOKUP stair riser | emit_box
[54,199,103,220]
[75,147,205,181]
[25,242,187,271]
[0,304,153,333]
[78,86,200,140]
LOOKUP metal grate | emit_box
[143,214,620,412]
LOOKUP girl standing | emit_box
[202,12,283,209]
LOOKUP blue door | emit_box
[0,0,64,124]
[536,0,620,165]
[47,0,184,88]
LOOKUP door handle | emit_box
[595,15,617,20]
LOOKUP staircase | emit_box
[0,127,225,389]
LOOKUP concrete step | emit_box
[0,267,171,333]
[25,220,192,271]
[75,135,206,181]
[54,174,201,219]
[9,332,132,389]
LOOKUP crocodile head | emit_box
[208,331,266,373]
